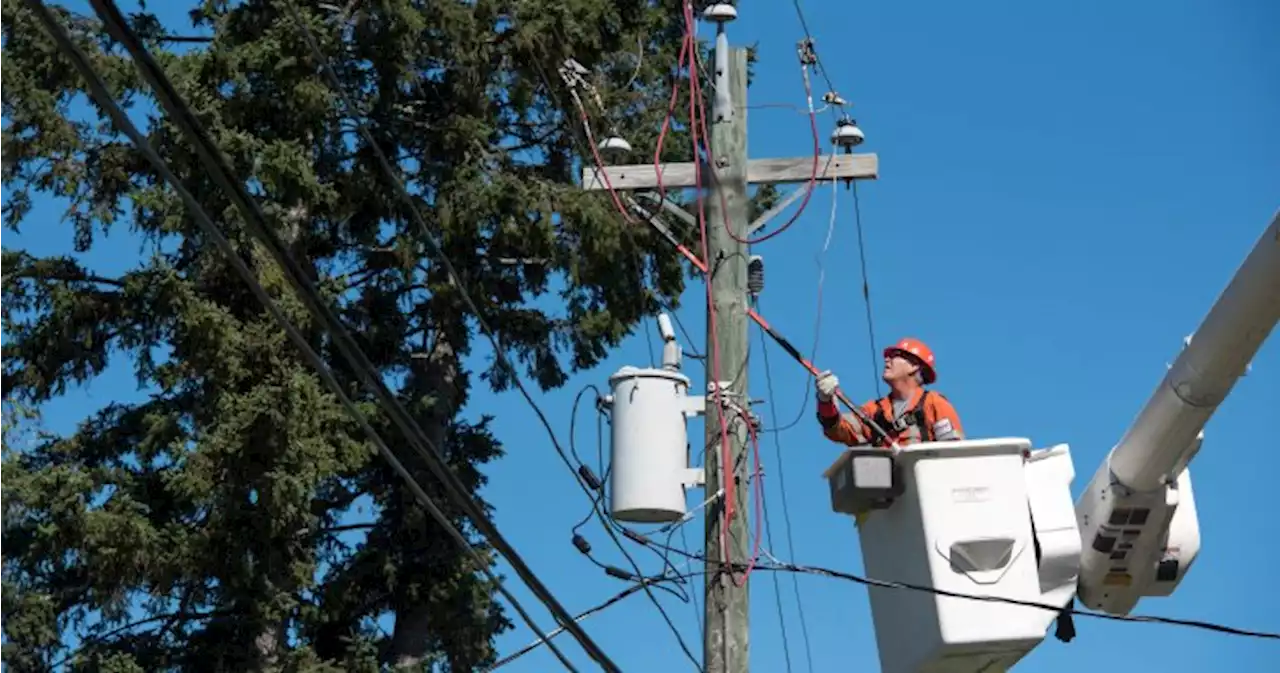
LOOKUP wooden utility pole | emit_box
[578,16,878,673]
[702,37,752,673]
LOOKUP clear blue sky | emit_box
[6,1,1278,671]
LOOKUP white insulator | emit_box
[598,135,632,158]
[832,118,865,150]
[747,255,765,296]
[702,3,738,22]
[657,313,676,342]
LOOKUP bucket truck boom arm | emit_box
[1076,209,1280,614]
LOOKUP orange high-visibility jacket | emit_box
[816,388,964,448]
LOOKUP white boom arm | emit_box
[1076,209,1280,614]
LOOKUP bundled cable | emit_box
[39,1,621,670]
[492,550,1280,669]
[613,538,1280,642]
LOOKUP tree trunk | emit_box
[254,623,281,671]
[251,211,309,672]
[388,332,460,669]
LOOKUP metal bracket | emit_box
[722,399,757,428]
[557,58,589,88]
[708,380,735,395]
[558,58,606,112]
[634,191,697,229]
[707,380,741,406]
[684,395,707,417]
[681,467,707,488]
[796,38,818,66]
[625,195,684,248]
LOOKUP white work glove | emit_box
[815,370,839,403]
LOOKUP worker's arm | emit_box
[816,397,878,446]
[926,393,965,441]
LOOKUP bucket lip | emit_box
[608,365,691,386]
[821,437,1033,479]
[895,437,1032,464]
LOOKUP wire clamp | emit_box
[681,467,707,488]
[558,58,590,89]
[559,57,608,113]
[797,38,818,66]
[707,380,742,408]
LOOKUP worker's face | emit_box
[881,351,919,383]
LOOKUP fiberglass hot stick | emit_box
[641,214,898,448]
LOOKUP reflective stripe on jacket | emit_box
[816,388,964,448]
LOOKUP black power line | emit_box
[766,561,1280,641]
[755,300,816,673]
[789,0,847,125]
[591,536,1280,644]
[790,0,882,398]
[288,4,703,669]
[850,181,882,397]
[491,549,1280,668]
[486,581,651,671]
[760,476,795,673]
[563,385,704,670]
[289,8,705,663]
[39,1,622,669]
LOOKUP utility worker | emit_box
[815,337,964,448]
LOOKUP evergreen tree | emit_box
[2,1,701,669]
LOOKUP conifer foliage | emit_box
[2,1,699,669]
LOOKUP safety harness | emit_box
[871,390,933,443]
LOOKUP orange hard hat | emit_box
[884,337,937,384]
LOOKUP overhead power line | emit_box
[760,468,795,673]
[490,548,1280,669]
[34,1,620,670]
[562,385,704,670]
[850,181,882,396]
[763,559,1280,641]
[619,534,1280,643]
[487,583,652,671]
[755,299,816,673]
[488,558,700,672]
[303,8,700,667]
[788,0,846,124]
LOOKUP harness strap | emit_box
[871,390,933,444]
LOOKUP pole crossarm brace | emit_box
[634,191,697,228]
[581,152,879,191]
[624,195,684,248]
[748,185,809,235]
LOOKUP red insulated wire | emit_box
[732,406,765,587]
[580,105,637,224]
[653,29,692,203]
[722,65,822,245]
[682,2,736,542]
[583,12,690,217]
[578,33,706,269]
[748,306,899,448]
[579,76,711,270]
